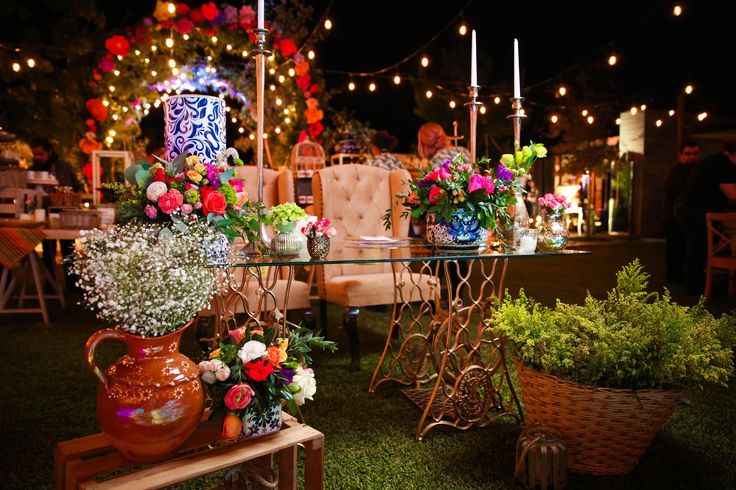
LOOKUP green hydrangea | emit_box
[169,180,185,193]
[269,202,307,227]
[184,189,200,205]
[219,183,237,205]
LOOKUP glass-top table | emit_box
[209,239,590,441]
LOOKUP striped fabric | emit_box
[0,228,45,268]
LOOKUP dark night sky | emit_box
[3,0,734,151]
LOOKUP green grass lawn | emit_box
[0,239,734,489]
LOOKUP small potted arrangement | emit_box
[536,193,572,250]
[302,217,337,259]
[201,324,336,440]
[490,260,735,475]
[267,202,308,256]
[72,221,218,462]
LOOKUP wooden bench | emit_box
[54,413,324,489]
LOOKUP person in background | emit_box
[417,122,471,169]
[674,141,736,294]
[663,140,700,283]
[524,179,540,218]
[365,130,405,171]
[30,138,83,284]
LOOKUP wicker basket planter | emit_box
[515,361,683,475]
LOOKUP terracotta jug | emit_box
[85,321,205,462]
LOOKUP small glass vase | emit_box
[538,214,569,251]
[270,222,303,256]
[307,236,330,259]
[496,184,529,252]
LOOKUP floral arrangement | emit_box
[268,202,308,229]
[201,324,336,439]
[498,142,547,180]
[538,193,571,218]
[70,221,217,337]
[108,150,260,241]
[301,217,336,238]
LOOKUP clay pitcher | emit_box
[85,321,204,462]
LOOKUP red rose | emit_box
[279,38,297,57]
[201,2,218,21]
[153,168,166,182]
[174,18,194,34]
[224,383,255,410]
[157,189,184,215]
[105,35,130,57]
[86,98,108,122]
[429,187,444,205]
[296,74,311,92]
[243,359,274,382]
[203,190,227,216]
[176,3,191,15]
[189,7,205,23]
[308,122,324,139]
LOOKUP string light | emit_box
[112,114,119,120]
[420,56,429,67]
[288,68,295,77]
[449,100,456,109]
[275,127,282,134]
[172,67,179,75]
[479,106,487,114]
[630,107,638,115]
[684,84,694,94]
[640,104,647,111]
[134,49,141,56]
[211,36,218,44]
[283,108,289,114]
[425,89,433,98]
[113,69,120,76]
[249,134,255,140]
[673,4,683,16]
[241,50,248,57]
[558,85,567,96]
[238,127,245,133]
[226,44,232,51]
[324,19,333,30]
[275,98,283,105]
[550,114,559,124]
[285,117,291,123]
[493,96,501,104]
[368,82,376,92]
[11,62,20,72]
[102,100,110,106]
[151,70,157,76]
[167,2,176,14]
[269,68,276,75]
[26,58,35,68]
[458,24,468,36]
[108,85,116,92]
[581,109,589,117]
[269,84,276,91]
[307,50,315,60]
[231,117,237,123]
[586,115,594,124]
[278,75,285,83]
[168,59,176,68]
[348,81,356,91]
[697,112,708,121]
[144,58,150,64]
[608,54,617,66]
[165,38,174,48]
[151,45,157,52]
[668,109,675,116]
[183,34,190,41]
[655,119,663,127]
[108,129,116,136]
[393,74,401,85]
[616,117,622,125]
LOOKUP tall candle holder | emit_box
[465,85,483,162]
[252,27,272,248]
[507,97,526,148]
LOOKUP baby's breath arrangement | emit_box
[71,222,217,337]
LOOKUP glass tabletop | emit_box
[219,238,590,267]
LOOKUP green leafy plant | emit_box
[490,260,736,389]
[267,202,308,228]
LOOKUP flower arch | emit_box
[84,1,326,165]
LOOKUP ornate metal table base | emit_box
[369,258,523,441]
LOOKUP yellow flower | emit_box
[194,163,205,173]
[535,145,548,158]
[522,146,533,159]
[277,338,288,351]
[208,348,221,359]
[186,155,201,166]
[500,154,514,166]
[186,170,203,182]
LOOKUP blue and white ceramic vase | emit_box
[425,209,488,250]
[201,233,230,265]
[164,95,226,163]
[242,401,282,439]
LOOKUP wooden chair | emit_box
[312,164,436,371]
[0,187,35,217]
[704,212,736,301]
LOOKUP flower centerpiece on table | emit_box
[302,217,336,259]
[536,193,572,251]
[267,202,309,255]
[71,221,218,461]
[538,193,571,218]
[106,148,260,243]
[201,325,336,440]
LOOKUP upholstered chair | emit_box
[312,165,436,370]
[196,167,314,340]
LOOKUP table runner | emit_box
[0,227,45,268]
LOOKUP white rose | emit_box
[215,365,231,381]
[210,359,223,371]
[238,340,268,364]
[201,371,217,384]
[292,367,316,406]
[146,181,168,202]
[198,360,213,373]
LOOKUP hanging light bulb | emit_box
[165,38,174,48]
[581,109,589,117]
[288,68,295,77]
[172,67,179,75]
[241,50,248,57]
[640,104,647,111]
[269,68,276,75]
[167,2,176,14]
[479,106,487,114]
[459,24,468,36]
[630,107,638,115]
[324,19,333,30]
[558,85,567,96]
[102,100,110,107]
[278,75,285,83]
[393,74,401,85]
[307,50,315,60]
[697,112,708,121]
[108,129,117,136]
[608,54,617,66]
[151,70,157,76]
[283,108,290,115]
[135,49,141,56]
[11,62,20,72]
[113,69,120,76]
[425,89,433,98]
[348,81,356,91]
[183,34,190,41]
[226,44,232,51]
[275,98,283,105]
[211,36,218,44]
[231,117,237,123]
[26,58,35,68]
[275,127,282,134]
[109,85,116,92]
[668,109,676,116]
[655,119,663,127]
[249,134,255,140]
[615,117,622,125]
[238,127,245,133]
[550,114,559,124]
[587,115,594,124]
[421,56,429,67]
[112,114,119,121]
[449,100,456,109]
[673,4,683,16]
[368,82,376,92]
[684,84,694,94]
[168,59,176,68]
[144,58,150,64]
[493,96,501,104]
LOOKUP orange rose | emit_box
[265,346,282,367]
[221,414,242,439]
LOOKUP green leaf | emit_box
[219,168,234,184]
[124,164,143,185]
[135,169,153,189]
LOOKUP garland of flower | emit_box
[83,1,326,162]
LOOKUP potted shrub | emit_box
[490,260,735,475]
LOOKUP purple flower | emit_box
[496,164,512,183]
[277,367,295,386]
[441,159,452,170]
[206,165,220,189]
[417,179,432,189]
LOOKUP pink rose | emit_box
[468,174,485,194]
[216,366,231,381]
[144,204,158,219]
[157,189,184,215]
[181,203,193,215]
[428,187,444,205]
[438,167,452,180]
[425,170,440,182]
[229,327,247,344]
[224,383,255,410]
[228,179,244,192]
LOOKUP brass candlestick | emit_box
[507,97,526,148]
[252,28,271,247]
[465,85,483,162]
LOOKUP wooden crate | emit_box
[54,413,324,490]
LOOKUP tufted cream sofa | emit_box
[313,164,436,371]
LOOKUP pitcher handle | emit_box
[85,329,127,388]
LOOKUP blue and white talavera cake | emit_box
[164,94,226,162]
